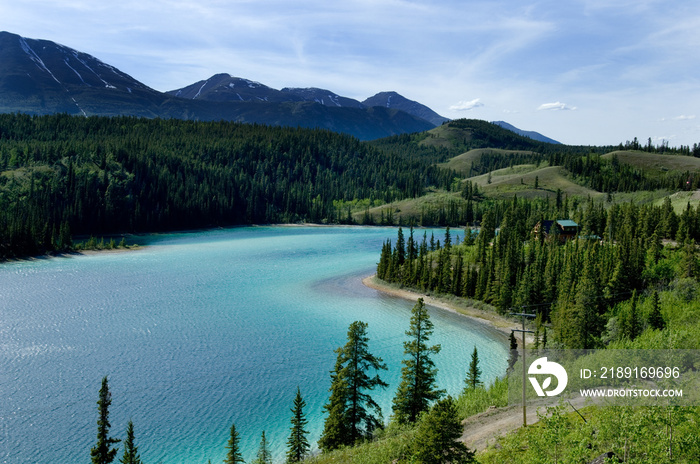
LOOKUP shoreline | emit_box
[362,275,533,345]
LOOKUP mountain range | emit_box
[0,31,556,143]
[0,31,445,140]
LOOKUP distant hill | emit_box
[0,31,436,140]
[491,120,561,144]
[416,119,566,155]
[363,91,449,126]
[601,150,700,174]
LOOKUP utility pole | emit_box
[510,311,535,427]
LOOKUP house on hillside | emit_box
[533,219,579,242]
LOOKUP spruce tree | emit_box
[119,421,141,464]
[412,396,475,463]
[318,357,349,452]
[319,321,388,451]
[392,298,444,424]
[464,346,482,391]
[90,376,120,464]
[224,423,244,464]
[647,290,665,330]
[286,387,309,463]
[252,431,272,464]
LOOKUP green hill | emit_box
[438,148,540,176]
[469,165,603,200]
[601,150,700,174]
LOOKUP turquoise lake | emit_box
[0,226,507,463]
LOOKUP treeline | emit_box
[562,152,699,192]
[378,197,700,349]
[0,113,453,259]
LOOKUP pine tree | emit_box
[396,227,406,267]
[647,290,665,330]
[411,396,476,463]
[319,321,388,451]
[392,298,444,424]
[318,357,349,452]
[286,387,309,463]
[119,421,142,464]
[464,346,482,391]
[251,431,272,464]
[224,423,244,464]
[90,376,120,464]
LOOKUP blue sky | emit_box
[2,0,699,146]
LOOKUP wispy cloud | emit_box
[450,98,484,111]
[674,114,696,120]
[537,102,577,111]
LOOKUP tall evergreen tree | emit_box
[411,396,476,464]
[319,321,388,451]
[392,298,444,424]
[318,357,349,452]
[286,387,309,463]
[90,376,120,464]
[119,421,142,464]
[252,431,272,464]
[464,346,482,391]
[224,423,245,464]
[647,290,665,330]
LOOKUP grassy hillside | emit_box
[469,165,603,200]
[654,189,700,213]
[438,148,539,176]
[602,150,700,174]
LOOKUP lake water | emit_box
[0,226,507,463]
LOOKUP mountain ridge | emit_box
[491,120,561,144]
[0,31,438,140]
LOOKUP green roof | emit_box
[557,220,579,228]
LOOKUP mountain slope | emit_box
[363,91,449,126]
[167,73,296,103]
[491,120,561,144]
[280,87,365,108]
[0,31,166,117]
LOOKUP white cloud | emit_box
[537,101,577,111]
[449,98,484,111]
[674,114,696,120]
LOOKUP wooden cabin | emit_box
[533,219,579,242]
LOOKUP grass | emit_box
[653,190,700,214]
[469,165,603,200]
[438,148,538,176]
[355,189,467,223]
[601,150,700,174]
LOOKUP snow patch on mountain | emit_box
[19,36,61,84]
[63,58,86,84]
[194,78,210,99]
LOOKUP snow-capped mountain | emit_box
[280,87,365,108]
[0,31,165,117]
[168,78,445,121]
[0,31,438,140]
